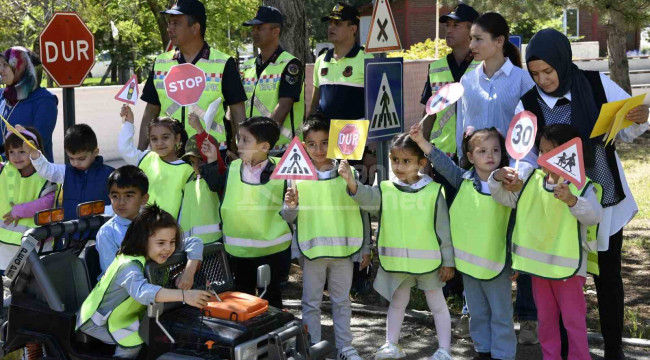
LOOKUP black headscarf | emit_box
[525,29,600,141]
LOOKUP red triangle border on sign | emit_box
[536,137,586,190]
[271,136,318,181]
[114,74,139,105]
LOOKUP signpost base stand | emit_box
[62,88,76,163]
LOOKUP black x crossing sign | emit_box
[365,0,402,53]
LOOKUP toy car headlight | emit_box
[235,343,257,360]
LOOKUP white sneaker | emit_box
[374,341,406,359]
[429,348,453,360]
[338,346,363,360]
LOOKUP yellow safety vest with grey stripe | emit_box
[295,171,363,259]
[220,158,291,257]
[450,178,511,280]
[180,176,221,244]
[586,182,602,276]
[77,255,146,348]
[0,163,49,245]
[427,58,480,154]
[512,170,599,279]
[241,52,305,146]
[153,49,230,142]
[138,152,194,220]
[377,181,443,274]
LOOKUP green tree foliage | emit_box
[305,0,367,45]
[387,38,452,60]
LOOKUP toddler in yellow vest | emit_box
[489,124,602,360]
[339,133,455,360]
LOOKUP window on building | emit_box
[564,8,579,39]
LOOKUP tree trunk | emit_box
[263,0,313,65]
[606,9,631,94]
[145,0,171,51]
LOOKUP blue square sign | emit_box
[365,58,404,142]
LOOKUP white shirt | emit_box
[515,72,649,250]
[118,122,185,166]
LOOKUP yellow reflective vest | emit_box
[180,176,222,244]
[77,255,146,348]
[138,152,194,220]
[377,181,443,274]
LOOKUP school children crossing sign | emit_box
[537,137,586,190]
[365,0,402,53]
[365,58,403,142]
[271,136,318,181]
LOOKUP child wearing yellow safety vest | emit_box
[281,115,370,360]
[118,105,194,220]
[0,126,56,271]
[340,133,455,360]
[411,123,518,360]
[77,204,210,359]
[489,124,602,360]
[199,116,291,309]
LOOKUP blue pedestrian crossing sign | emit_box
[365,58,403,142]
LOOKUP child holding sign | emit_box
[0,126,56,271]
[410,123,517,360]
[339,134,454,360]
[119,106,194,220]
[489,124,602,360]
[282,115,370,360]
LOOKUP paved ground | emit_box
[284,306,650,360]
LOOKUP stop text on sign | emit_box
[167,76,204,93]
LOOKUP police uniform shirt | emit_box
[420,52,473,105]
[314,44,367,120]
[141,42,247,108]
[251,46,303,107]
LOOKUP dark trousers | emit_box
[515,273,538,321]
[593,229,625,359]
[229,247,291,309]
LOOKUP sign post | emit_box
[39,12,95,161]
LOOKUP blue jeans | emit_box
[515,273,538,321]
[463,269,516,360]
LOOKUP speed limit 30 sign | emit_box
[506,111,538,160]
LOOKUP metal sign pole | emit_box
[62,88,75,162]
[375,52,389,183]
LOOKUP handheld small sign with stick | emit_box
[537,137,586,190]
[271,136,318,189]
[418,82,464,125]
[1,116,37,150]
[326,120,370,161]
[505,111,538,171]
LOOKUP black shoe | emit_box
[472,352,491,360]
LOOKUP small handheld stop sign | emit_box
[506,111,538,169]
[326,120,370,160]
[164,63,206,106]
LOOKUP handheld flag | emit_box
[271,136,318,181]
[1,116,37,150]
[537,137,586,190]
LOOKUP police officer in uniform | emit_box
[140,0,247,154]
[311,2,374,295]
[241,6,305,155]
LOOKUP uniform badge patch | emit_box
[285,75,298,85]
[343,66,353,77]
[321,67,329,76]
[287,63,300,75]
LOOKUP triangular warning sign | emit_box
[114,75,139,105]
[271,136,318,181]
[537,137,586,190]
[370,73,400,131]
[365,0,402,53]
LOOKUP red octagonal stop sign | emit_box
[338,124,360,155]
[39,12,95,88]
[164,63,206,106]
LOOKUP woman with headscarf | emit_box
[517,28,648,360]
[0,47,58,162]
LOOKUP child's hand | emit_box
[285,188,299,209]
[183,289,213,309]
[504,177,523,192]
[201,139,219,164]
[360,254,371,270]
[554,183,578,207]
[510,270,519,281]
[409,123,433,154]
[439,266,455,282]
[338,160,357,195]
[188,112,205,134]
[120,104,134,123]
[20,138,40,160]
[2,205,19,226]
[175,270,195,290]
[494,167,517,183]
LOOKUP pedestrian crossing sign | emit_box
[271,136,318,181]
[537,137,586,190]
[365,58,403,142]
